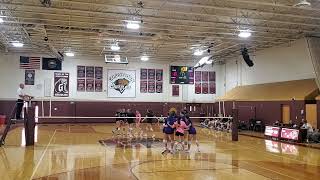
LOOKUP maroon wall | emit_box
[216,100,306,126]
[0,100,215,123]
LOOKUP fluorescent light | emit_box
[111,44,120,51]
[141,55,149,61]
[238,30,252,38]
[126,22,140,30]
[65,52,75,57]
[11,42,24,47]
[0,18,4,23]
[194,49,204,56]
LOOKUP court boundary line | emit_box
[29,129,56,180]
[129,158,278,180]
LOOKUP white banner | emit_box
[107,69,136,98]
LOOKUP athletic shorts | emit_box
[189,127,197,135]
[164,128,174,134]
[175,131,184,136]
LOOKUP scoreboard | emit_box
[170,66,194,84]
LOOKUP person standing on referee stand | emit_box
[16,83,32,120]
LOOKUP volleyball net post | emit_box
[231,101,239,141]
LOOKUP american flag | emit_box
[20,56,41,69]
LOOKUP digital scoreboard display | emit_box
[170,66,194,84]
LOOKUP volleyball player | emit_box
[112,109,122,136]
[135,110,144,138]
[184,115,200,152]
[143,109,155,138]
[126,109,135,138]
[162,108,177,154]
[173,113,187,153]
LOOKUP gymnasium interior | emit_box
[0,0,320,179]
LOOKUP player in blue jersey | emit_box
[184,114,200,153]
[162,108,177,154]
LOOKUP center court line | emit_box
[29,129,57,180]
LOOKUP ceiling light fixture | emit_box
[0,18,4,23]
[294,0,311,8]
[238,30,252,38]
[126,21,140,30]
[194,49,204,56]
[141,55,149,61]
[11,41,24,47]
[65,52,75,57]
[111,44,120,51]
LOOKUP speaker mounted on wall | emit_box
[241,48,254,67]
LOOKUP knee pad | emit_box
[163,139,167,143]
[188,141,192,145]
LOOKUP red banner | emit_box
[209,82,216,94]
[77,79,85,91]
[202,82,209,94]
[140,69,148,80]
[156,81,163,93]
[95,67,103,79]
[148,81,155,93]
[85,66,94,78]
[148,69,155,80]
[195,71,201,82]
[195,82,201,94]
[172,85,179,96]
[140,81,147,93]
[86,79,94,92]
[156,69,163,81]
[201,71,209,82]
[77,66,85,78]
[95,79,103,92]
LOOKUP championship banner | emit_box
[156,82,163,93]
[140,81,148,93]
[209,82,216,94]
[148,81,155,93]
[172,85,179,96]
[107,70,136,98]
[95,67,103,79]
[195,71,201,82]
[95,79,103,92]
[77,66,85,78]
[195,82,201,94]
[201,71,209,82]
[86,79,95,92]
[86,66,94,78]
[156,69,163,81]
[25,70,35,85]
[209,71,216,82]
[54,72,69,97]
[202,83,209,94]
[77,79,85,91]
[140,69,148,80]
[148,69,155,80]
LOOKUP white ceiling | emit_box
[0,0,319,63]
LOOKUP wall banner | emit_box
[54,72,69,97]
[107,70,136,98]
[25,70,35,85]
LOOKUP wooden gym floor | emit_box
[0,123,319,180]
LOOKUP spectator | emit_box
[300,120,313,143]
